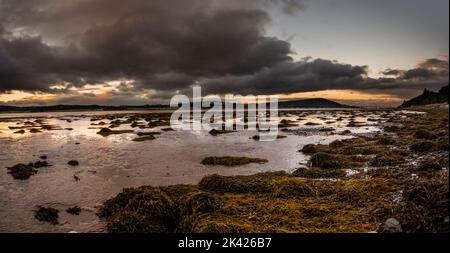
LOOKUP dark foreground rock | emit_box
[35,207,59,225]
[7,164,37,180]
[97,128,134,136]
[6,159,52,180]
[381,218,403,233]
[201,156,268,166]
[66,206,82,215]
[209,129,234,136]
[68,160,79,166]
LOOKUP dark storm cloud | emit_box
[367,58,449,95]
[0,0,295,93]
[198,59,368,95]
[0,35,64,92]
[379,57,449,82]
[0,0,448,103]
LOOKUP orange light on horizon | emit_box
[0,90,58,103]
[276,89,403,104]
[1,88,404,106]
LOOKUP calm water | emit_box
[0,109,391,232]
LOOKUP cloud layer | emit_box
[0,0,448,105]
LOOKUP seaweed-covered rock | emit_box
[198,172,285,194]
[414,130,436,140]
[272,178,317,198]
[301,144,317,154]
[209,129,234,136]
[410,141,436,153]
[97,128,112,135]
[417,162,442,172]
[177,192,220,232]
[68,160,79,166]
[252,135,287,141]
[377,136,396,145]
[32,160,52,168]
[99,187,177,233]
[339,129,352,135]
[201,156,268,167]
[292,167,347,179]
[132,135,156,142]
[309,153,343,169]
[7,164,37,180]
[66,206,82,215]
[279,119,298,128]
[35,207,59,225]
[97,128,134,137]
[29,128,42,133]
[369,152,402,167]
[329,140,344,148]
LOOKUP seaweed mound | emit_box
[292,167,346,179]
[35,207,59,225]
[309,153,344,169]
[98,187,178,233]
[201,156,268,166]
[7,164,37,180]
[198,172,286,194]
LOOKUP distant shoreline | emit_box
[0,107,410,120]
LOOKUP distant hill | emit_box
[278,98,355,109]
[0,105,17,111]
[401,85,449,108]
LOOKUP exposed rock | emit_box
[132,135,156,142]
[209,129,234,136]
[97,128,134,136]
[301,144,317,154]
[7,164,37,180]
[381,218,403,233]
[31,160,52,168]
[68,160,79,166]
[201,156,268,167]
[410,141,436,153]
[418,162,442,172]
[304,122,320,126]
[279,119,298,128]
[66,206,82,215]
[35,207,59,225]
[252,135,286,141]
[136,132,161,136]
[310,153,343,169]
[97,128,112,135]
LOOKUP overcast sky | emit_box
[0,0,448,106]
